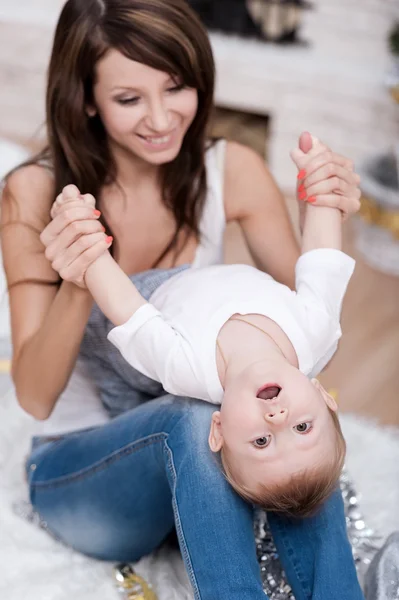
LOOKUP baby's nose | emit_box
[264,408,288,424]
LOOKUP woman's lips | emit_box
[136,129,177,150]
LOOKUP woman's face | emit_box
[91,49,199,166]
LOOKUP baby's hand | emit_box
[50,184,97,220]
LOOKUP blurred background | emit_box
[0,0,399,424]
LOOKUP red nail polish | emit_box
[298,190,307,200]
[307,196,316,203]
[298,183,305,193]
[105,236,113,244]
[297,169,306,180]
[94,209,101,217]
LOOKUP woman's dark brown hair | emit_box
[6,0,215,269]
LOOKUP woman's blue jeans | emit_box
[27,395,364,600]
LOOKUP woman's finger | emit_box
[299,151,354,180]
[58,237,113,283]
[302,193,361,216]
[40,205,101,246]
[51,232,107,272]
[44,219,105,262]
[304,176,352,198]
[302,163,360,190]
[50,198,96,220]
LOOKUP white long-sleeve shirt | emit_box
[108,249,355,404]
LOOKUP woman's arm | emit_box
[223,137,361,287]
[224,141,300,289]
[1,167,105,420]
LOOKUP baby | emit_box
[51,150,354,518]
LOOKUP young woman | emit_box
[1,1,363,598]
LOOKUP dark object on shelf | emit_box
[369,152,399,191]
[187,0,312,44]
[388,21,399,56]
[188,0,260,37]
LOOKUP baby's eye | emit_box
[294,422,313,434]
[253,436,271,448]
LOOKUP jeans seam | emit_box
[30,433,167,490]
[164,439,201,600]
[271,518,312,600]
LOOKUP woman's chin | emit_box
[129,142,182,165]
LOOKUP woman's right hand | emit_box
[40,185,113,288]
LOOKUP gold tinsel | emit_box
[358,195,399,239]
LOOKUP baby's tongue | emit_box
[257,386,280,400]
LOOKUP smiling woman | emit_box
[91,53,198,161]
[40,0,215,268]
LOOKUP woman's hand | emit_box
[40,185,113,288]
[290,132,361,219]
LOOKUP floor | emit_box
[0,3,398,426]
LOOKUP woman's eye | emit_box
[253,436,271,448]
[167,83,185,93]
[117,97,140,106]
[294,422,313,434]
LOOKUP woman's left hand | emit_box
[290,132,361,219]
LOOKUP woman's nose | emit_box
[147,100,170,132]
[264,408,289,425]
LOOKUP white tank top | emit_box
[33,139,227,436]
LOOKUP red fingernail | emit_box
[297,169,306,180]
[298,190,307,200]
[307,196,316,203]
[105,236,113,244]
[298,183,305,193]
[94,209,101,217]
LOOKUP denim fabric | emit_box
[27,396,363,600]
[26,266,364,600]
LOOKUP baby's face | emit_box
[209,360,338,490]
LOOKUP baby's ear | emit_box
[208,411,224,453]
[311,379,338,412]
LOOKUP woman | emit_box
[1,0,363,598]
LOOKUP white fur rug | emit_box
[1,389,398,600]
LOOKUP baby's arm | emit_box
[51,185,147,325]
[301,201,342,254]
[86,253,147,325]
[291,137,342,254]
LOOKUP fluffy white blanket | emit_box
[1,390,398,600]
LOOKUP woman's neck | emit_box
[110,140,162,190]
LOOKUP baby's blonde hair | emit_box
[221,409,346,519]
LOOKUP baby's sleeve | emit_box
[107,303,202,399]
[295,248,355,322]
[295,249,355,373]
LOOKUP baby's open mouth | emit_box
[256,384,281,400]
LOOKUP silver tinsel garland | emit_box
[253,468,381,599]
